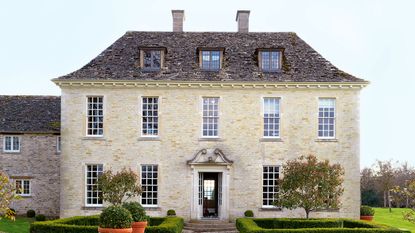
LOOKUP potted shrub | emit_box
[122,202,149,233]
[167,209,176,216]
[360,205,375,221]
[244,210,254,217]
[99,205,133,233]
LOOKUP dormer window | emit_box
[199,49,223,71]
[139,48,166,71]
[259,49,282,72]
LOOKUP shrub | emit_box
[30,216,184,233]
[244,210,254,217]
[122,201,148,222]
[360,205,375,216]
[99,206,133,229]
[35,214,46,221]
[27,209,36,218]
[146,217,184,233]
[167,209,176,216]
[236,218,409,233]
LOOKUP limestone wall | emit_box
[60,86,361,220]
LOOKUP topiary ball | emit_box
[244,210,254,217]
[100,206,133,229]
[27,209,36,218]
[167,209,176,216]
[35,214,46,221]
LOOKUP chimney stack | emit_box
[172,10,185,32]
[236,10,250,33]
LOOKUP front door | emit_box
[200,172,220,218]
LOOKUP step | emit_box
[184,228,237,233]
[185,223,235,228]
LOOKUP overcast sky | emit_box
[0,0,414,168]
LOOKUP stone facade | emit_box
[0,134,60,217]
[59,85,361,220]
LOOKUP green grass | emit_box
[373,208,415,233]
[0,217,33,233]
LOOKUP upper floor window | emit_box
[263,165,280,208]
[3,136,20,152]
[56,136,61,153]
[200,50,221,71]
[15,179,30,196]
[142,97,159,136]
[85,164,103,206]
[263,97,280,138]
[318,98,336,138]
[259,50,281,72]
[202,97,219,137]
[87,96,104,136]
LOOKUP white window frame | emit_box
[201,97,220,138]
[318,98,336,139]
[86,96,104,137]
[85,164,104,207]
[56,136,61,153]
[263,97,281,138]
[259,50,282,72]
[141,97,159,137]
[200,50,222,71]
[262,165,280,208]
[140,164,158,208]
[15,179,31,196]
[3,135,21,153]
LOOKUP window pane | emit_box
[263,166,280,207]
[141,165,158,206]
[201,51,221,70]
[261,51,280,72]
[86,164,103,206]
[87,97,104,136]
[263,98,280,137]
[142,97,159,136]
[202,97,219,137]
[318,98,336,138]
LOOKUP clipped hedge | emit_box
[236,218,410,233]
[30,215,184,233]
[146,217,184,233]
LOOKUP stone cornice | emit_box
[53,79,369,89]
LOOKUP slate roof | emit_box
[56,32,366,83]
[0,96,60,133]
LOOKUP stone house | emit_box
[0,96,61,216]
[1,10,368,220]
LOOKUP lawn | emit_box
[0,217,33,233]
[373,208,415,233]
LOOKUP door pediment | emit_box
[187,148,233,166]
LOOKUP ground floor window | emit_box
[141,165,158,207]
[263,165,280,207]
[15,179,30,196]
[85,164,103,206]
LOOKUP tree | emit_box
[402,180,415,224]
[375,160,395,208]
[274,155,344,218]
[97,168,142,205]
[0,171,19,221]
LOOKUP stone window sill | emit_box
[138,137,161,141]
[198,137,224,142]
[259,138,283,142]
[315,138,338,142]
[81,206,104,210]
[144,207,161,211]
[2,151,21,154]
[315,208,340,212]
[259,207,282,212]
[18,195,32,198]
[82,137,106,141]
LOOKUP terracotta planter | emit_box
[132,221,148,233]
[98,227,133,233]
[360,216,374,221]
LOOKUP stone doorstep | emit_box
[184,221,237,233]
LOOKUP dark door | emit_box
[202,172,219,218]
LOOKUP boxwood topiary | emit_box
[35,214,46,221]
[244,210,254,217]
[99,206,133,229]
[167,209,176,216]
[122,201,148,222]
[360,205,375,216]
[27,209,36,218]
